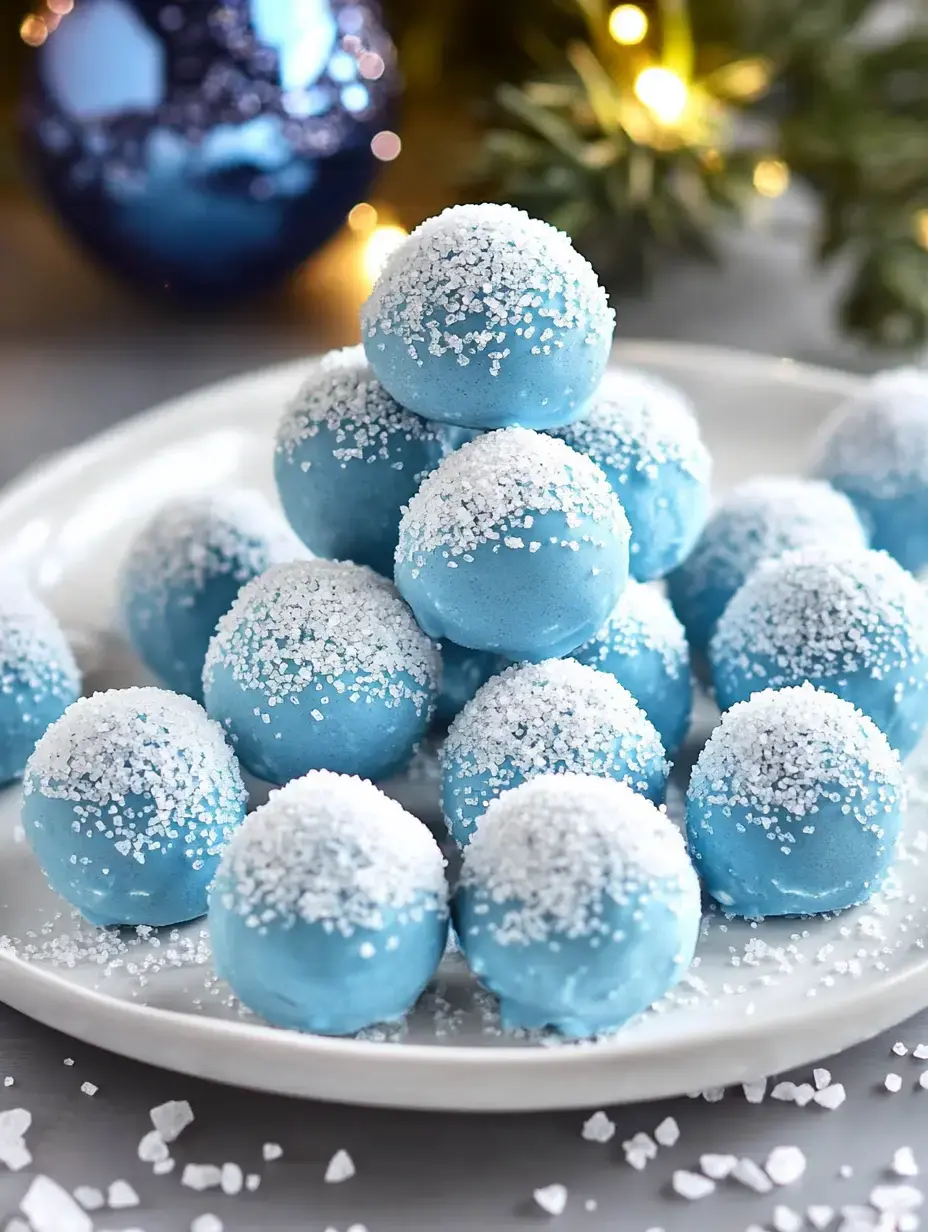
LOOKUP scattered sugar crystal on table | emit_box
[794,1083,816,1107]
[262,1142,283,1162]
[772,1082,798,1102]
[581,1111,616,1143]
[743,1079,767,1103]
[885,1073,903,1093]
[73,1187,105,1211]
[21,1175,92,1232]
[584,1199,597,1212]
[773,1205,803,1232]
[814,1068,832,1090]
[893,1147,919,1177]
[766,1146,807,1186]
[80,1082,97,1097]
[839,1165,854,1179]
[533,1184,568,1216]
[221,1163,243,1195]
[919,1072,928,1091]
[63,1058,74,1066]
[672,1170,715,1199]
[153,1159,176,1176]
[138,1131,168,1163]
[325,1150,356,1184]
[107,1181,139,1209]
[182,1164,222,1191]
[150,1100,194,1143]
[245,1174,261,1192]
[893,1042,909,1056]
[870,1183,924,1214]
[191,1216,223,1232]
[913,1044,928,1060]
[807,1205,835,1229]
[815,1084,847,1110]
[3,1077,13,1087]
[733,1158,775,1193]
[700,1154,738,1180]
[654,1116,680,1147]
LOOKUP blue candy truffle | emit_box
[119,491,305,702]
[434,640,508,728]
[210,770,448,1036]
[550,368,711,580]
[455,774,700,1037]
[203,559,440,785]
[572,580,692,755]
[0,582,80,785]
[686,684,903,917]
[711,545,928,757]
[274,346,452,576]
[813,368,928,574]
[666,477,867,659]
[395,427,630,661]
[442,659,669,847]
[361,204,615,431]
[22,687,246,928]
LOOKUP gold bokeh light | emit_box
[634,67,689,126]
[753,158,790,198]
[608,5,648,46]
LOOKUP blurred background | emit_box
[1,0,927,484]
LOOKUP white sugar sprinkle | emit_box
[700,1154,738,1180]
[573,580,689,682]
[262,1143,283,1162]
[3,1077,12,1087]
[325,1149,356,1184]
[743,1079,767,1103]
[221,1162,243,1195]
[73,1187,105,1211]
[766,1146,807,1186]
[245,1174,261,1192]
[672,1171,715,1200]
[893,1147,919,1177]
[654,1116,680,1147]
[138,1131,168,1163]
[773,1206,803,1232]
[153,1158,176,1176]
[794,1083,815,1107]
[0,1107,32,1172]
[914,1044,928,1060]
[150,1099,194,1143]
[581,1111,616,1144]
[191,1216,223,1232]
[182,1164,222,1191]
[80,1082,97,1097]
[107,1181,138,1209]
[533,1184,568,1216]
[885,1072,903,1093]
[63,1058,74,1066]
[839,1165,854,1178]
[814,1068,832,1090]
[772,1082,798,1102]
[815,1084,847,1110]
[21,1175,92,1232]
[893,1041,909,1056]
[870,1183,924,1213]
[733,1157,775,1194]
[808,1206,835,1229]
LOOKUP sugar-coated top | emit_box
[689,684,902,821]
[444,659,667,780]
[0,580,79,696]
[460,774,693,944]
[362,204,614,371]
[214,770,448,932]
[814,367,928,493]
[396,427,628,561]
[203,559,440,702]
[672,477,866,598]
[575,580,688,676]
[121,491,304,596]
[24,687,245,851]
[550,368,710,482]
[712,545,928,683]
[276,345,445,462]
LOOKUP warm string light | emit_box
[608,4,648,46]
[633,66,689,126]
[19,0,72,45]
[371,130,401,161]
[915,210,928,251]
[753,158,790,198]
[363,224,407,281]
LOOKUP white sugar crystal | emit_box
[21,1175,92,1232]
[700,1154,738,1180]
[885,1072,903,1093]
[325,1149,356,1184]
[839,1165,854,1179]
[0,1108,32,1172]
[914,1044,928,1060]
[3,1078,13,1087]
[743,1079,767,1103]
[534,1184,568,1215]
[80,1082,98,1097]
[346,1225,368,1232]
[772,1082,798,1102]
[63,1058,74,1066]
[894,1147,919,1177]
[767,1146,807,1186]
[654,1116,680,1147]
[584,1199,597,1212]
[814,1068,832,1090]
[262,1142,283,1162]
[107,1180,139,1209]
[0,1139,32,1172]
[245,1174,261,1191]
[73,1187,105,1211]
[815,1084,847,1110]
[773,1206,803,1232]
[138,1130,168,1163]
[701,1087,726,1103]
[794,1083,816,1107]
[221,1163,243,1195]
[6,1219,31,1232]
[672,1170,715,1200]
[870,1184,924,1213]
[182,1164,222,1191]
[919,1071,928,1091]
[733,1157,774,1193]
[582,1111,615,1144]
[150,1099,194,1143]
[191,1216,223,1232]
[808,1206,835,1229]
[893,1042,909,1056]
[153,1158,175,1176]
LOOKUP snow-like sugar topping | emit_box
[575,580,688,677]
[120,490,305,596]
[276,345,444,460]
[712,545,928,684]
[24,687,245,855]
[444,659,666,780]
[203,559,440,703]
[689,684,902,820]
[550,367,710,482]
[460,774,694,943]
[362,203,614,370]
[671,477,866,599]
[214,770,448,931]
[0,580,79,697]
[814,367,928,492]
[396,427,628,560]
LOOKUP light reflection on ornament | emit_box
[608,5,648,46]
[20,15,49,46]
[371,129,401,161]
[364,223,407,280]
[915,209,928,251]
[347,201,378,233]
[753,158,790,198]
[633,67,688,125]
[359,52,385,80]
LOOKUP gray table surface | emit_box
[1,205,926,1232]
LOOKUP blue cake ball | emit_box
[119,491,305,703]
[711,545,928,757]
[395,427,630,661]
[0,582,80,786]
[455,774,700,1037]
[361,203,615,431]
[442,658,668,847]
[813,368,928,574]
[203,559,440,785]
[549,368,711,580]
[22,686,246,928]
[572,580,692,755]
[434,640,508,728]
[210,770,448,1036]
[666,477,867,659]
[687,684,903,917]
[274,346,453,576]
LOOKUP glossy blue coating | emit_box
[434,641,508,728]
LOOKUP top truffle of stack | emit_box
[361,204,614,431]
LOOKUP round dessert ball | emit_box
[442,659,668,847]
[119,491,305,702]
[203,559,440,785]
[666,477,867,659]
[22,686,246,928]
[210,770,448,1036]
[711,545,928,757]
[361,203,614,431]
[813,367,928,574]
[572,580,692,755]
[455,774,700,1037]
[274,346,452,576]
[686,684,903,917]
[0,582,80,785]
[395,427,631,661]
[434,640,508,728]
[549,368,711,580]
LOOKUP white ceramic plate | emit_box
[3,342,927,1113]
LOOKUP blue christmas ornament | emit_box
[21,0,397,302]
